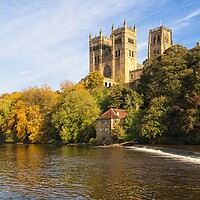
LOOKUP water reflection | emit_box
[0,144,199,199]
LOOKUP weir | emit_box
[127,146,200,164]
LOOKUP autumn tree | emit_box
[86,71,104,89]
[21,85,60,142]
[0,85,59,143]
[0,92,22,142]
[59,80,75,92]
[4,100,45,143]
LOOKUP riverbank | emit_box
[96,141,138,148]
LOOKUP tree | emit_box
[86,71,104,89]
[52,89,100,143]
[59,80,74,92]
[0,86,60,143]
[0,92,22,142]
[109,84,129,109]
[21,85,60,142]
[141,96,169,141]
[90,86,111,114]
[124,91,143,141]
[112,124,125,142]
[2,100,45,143]
[138,45,188,106]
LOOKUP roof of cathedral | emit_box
[98,108,127,120]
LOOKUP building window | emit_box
[118,50,120,57]
[109,83,111,87]
[128,38,134,44]
[115,50,120,57]
[114,119,118,124]
[131,74,133,80]
[154,36,156,44]
[157,35,160,43]
[115,38,122,44]
[129,50,134,57]
[104,65,112,78]
[101,120,108,124]
[93,45,99,51]
[95,56,100,64]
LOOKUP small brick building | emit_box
[96,108,127,144]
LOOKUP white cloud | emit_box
[19,71,32,75]
[178,8,200,23]
[172,8,200,31]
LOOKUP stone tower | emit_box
[89,20,137,86]
[148,26,173,60]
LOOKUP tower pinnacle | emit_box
[124,19,127,28]
[99,29,102,38]
[133,24,136,33]
[112,24,114,32]
[89,33,92,40]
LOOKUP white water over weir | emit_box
[127,146,200,164]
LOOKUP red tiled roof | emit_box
[99,108,127,120]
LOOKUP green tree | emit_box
[141,96,169,141]
[90,86,111,114]
[109,84,129,108]
[138,45,188,106]
[124,91,143,141]
[52,89,100,143]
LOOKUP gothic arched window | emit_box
[157,35,160,43]
[103,65,112,78]
[153,36,156,44]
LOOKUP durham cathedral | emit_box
[89,20,173,86]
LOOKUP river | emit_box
[0,144,199,199]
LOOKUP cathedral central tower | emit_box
[148,26,173,60]
[89,20,137,86]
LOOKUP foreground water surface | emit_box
[0,144,199,199]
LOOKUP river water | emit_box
[0,144,199,199]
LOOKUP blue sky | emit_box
[0,0,200,94]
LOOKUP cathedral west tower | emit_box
[89,20,137,86]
